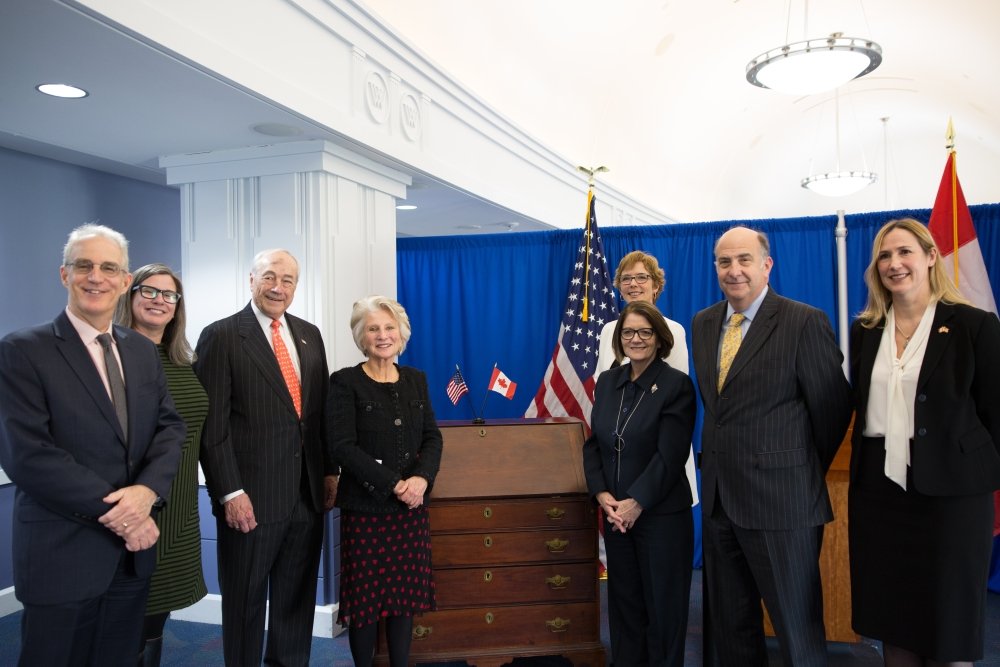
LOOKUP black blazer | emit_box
[583,358,695,515]
[327,364,443,513]
[850,302,1000,495]
[0,311,185,604]
[195,303,331,522]
[692,289,852,530]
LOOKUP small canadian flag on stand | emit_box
[488,366,517,399]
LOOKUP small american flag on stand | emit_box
[524,190,618,428]
[445,366,470,405]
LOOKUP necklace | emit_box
[894,322,914,349]
[612,385,646,486]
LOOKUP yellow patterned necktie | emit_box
[717,312,745,391]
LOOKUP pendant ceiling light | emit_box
[801,88,876,197]
[746,0,882,96]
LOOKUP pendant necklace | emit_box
[612,385,646,487]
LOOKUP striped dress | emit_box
[145,346,209,615]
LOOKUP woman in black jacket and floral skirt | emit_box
[327,295,443,667]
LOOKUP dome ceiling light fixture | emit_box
[745,0,882,96]
[36,83,88,98]
[746,33,882,96]
[801,87,876,197]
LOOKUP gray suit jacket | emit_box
[692,289,851,530]
[195,303,331,523]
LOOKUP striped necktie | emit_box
[717,312,745,391]
[271,319,302,417]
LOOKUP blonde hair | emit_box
[857,217,969,327]
[350,295,412,356]
[613,251,667,300]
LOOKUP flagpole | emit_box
[457,363,482,423]
[946,118,960,286]
[477,362,497,422]
[576,166,609,324]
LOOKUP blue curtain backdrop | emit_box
[397,203,1000,576]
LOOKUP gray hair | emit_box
[63,223,129,270]
[250,248,299,280]
[350,295,412,356]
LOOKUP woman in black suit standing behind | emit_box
[850,217,1000,666]
[583,299,696,666]
[328,295,443,667]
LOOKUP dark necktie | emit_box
[97,333,128,437]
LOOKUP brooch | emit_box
[651,384,658,394]
[938,326,949,334]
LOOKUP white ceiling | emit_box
[2,0,998,236]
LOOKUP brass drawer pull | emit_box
[545,507,566,520]
[546,574,571,589]
[545,537,569,553]
[546,617,571,633]
[483,570,493,583]
[412,624,433,640]
[484,535,493,548]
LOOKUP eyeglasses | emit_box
[619,273,651,285]
[620,328,655,341]
[132,284,181,304]
[65,259,125,277]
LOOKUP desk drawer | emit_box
[403,602,599,653]
[434,561,596,607]
[430,497,592,531]
[432,528,595,566]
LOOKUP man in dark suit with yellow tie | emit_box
[0,224,184,666]
[692,226,851,666]
[195,249,336,666]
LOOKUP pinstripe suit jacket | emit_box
[693,289,851,530]
[195,303,331,523]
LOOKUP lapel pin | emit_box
[938,326,949,334]
[651,384,658,394]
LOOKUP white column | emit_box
[161,139,410,372]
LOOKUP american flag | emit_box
[524,191,618,426]
[445,366,470,405]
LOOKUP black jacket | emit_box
[327,363,443,513]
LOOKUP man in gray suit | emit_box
[195,249,337,666]
[692,226,851,666]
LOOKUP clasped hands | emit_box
[98,484,159,551]
[596,492,643,533]
[394,476,428,510]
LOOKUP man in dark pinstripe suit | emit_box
[692,227,851,667]
[195,249,337,666]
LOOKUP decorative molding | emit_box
[0,587,22,618]
[400,93,421,143]
[364,70,389,125]
[163,594,344,638]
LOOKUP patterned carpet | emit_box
[1,575,997,665]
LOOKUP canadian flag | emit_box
[928,151,998,314]
[927,149,1000,537]
[488,366,517,399]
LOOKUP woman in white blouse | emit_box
[849,218,1000,666]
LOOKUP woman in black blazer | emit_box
[583,300,696,667]
[850,218,1000,665]
[327,296,443,667]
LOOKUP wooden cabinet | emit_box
[375,418,606,667]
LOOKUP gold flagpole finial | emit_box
[577,165,609,188]
[945,117,955,152]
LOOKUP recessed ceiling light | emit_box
[396,205,417,211]
[455,224,482,230]
[36,83,88,99]
[251,123,303,137]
